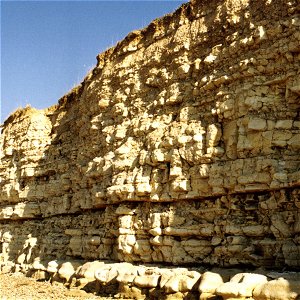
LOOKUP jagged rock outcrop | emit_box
[0,0,300,297]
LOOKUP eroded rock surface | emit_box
[6,260,300,300]
[0,0,300,298]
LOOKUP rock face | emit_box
[0,0,300,277]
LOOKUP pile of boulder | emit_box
[13,260,300,299]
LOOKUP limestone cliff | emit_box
[1,0,300,272]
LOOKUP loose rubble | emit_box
[2,261,300,299]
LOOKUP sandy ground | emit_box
[0,273,113,300]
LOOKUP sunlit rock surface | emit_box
[0,0,300,298]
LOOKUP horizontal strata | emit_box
[0,2,300,297]
[0,189,300,268]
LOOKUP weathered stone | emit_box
[199,271,223,294]
[94,264,118,284]
[253,277,300,300]
[58,261,81,283]
[162,270,201,293]
[47,260,59,274]
[216,273,268,298]
[76,261,104,281]
[115,263,139,284]
[134,274,160,288]
[0,2,299,299]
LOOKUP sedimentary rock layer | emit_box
[0,0,299,273]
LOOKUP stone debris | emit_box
[2,260,300,299]
[253,277,300,300]
[216,273,268,299]
[0,0,300,298]
[199,271,224,298]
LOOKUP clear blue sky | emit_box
[1,0,187,123]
